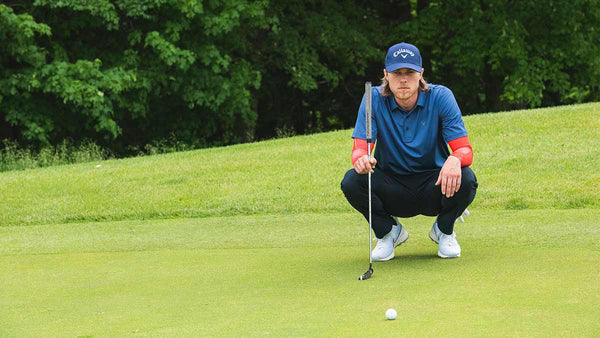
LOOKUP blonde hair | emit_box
[379,72,430,96]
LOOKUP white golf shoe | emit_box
[429,222,461,258]
[372,223,409,261]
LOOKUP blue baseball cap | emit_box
[385,42,422,73]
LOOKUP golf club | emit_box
[359,81,373,281]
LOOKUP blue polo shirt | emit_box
[352,84,467,175]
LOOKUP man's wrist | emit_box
[448,154,462,163]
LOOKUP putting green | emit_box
[1,210,599,336]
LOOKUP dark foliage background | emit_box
[1,0,599,155]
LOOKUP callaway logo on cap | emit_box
[385,42,422,73]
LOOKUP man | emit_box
[341,42,478,260]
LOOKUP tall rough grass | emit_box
[0,140,110,172]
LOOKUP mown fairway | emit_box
[1,103,599,336]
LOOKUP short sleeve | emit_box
[437,87,467,143]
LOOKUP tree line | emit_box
[1,0,599,155]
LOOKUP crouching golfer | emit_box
[341,42,478,260]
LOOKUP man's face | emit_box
[384,68,423,103]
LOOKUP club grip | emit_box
[365,82,372,141]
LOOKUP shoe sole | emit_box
[373,253,395,262]
[373,229,409,262]
[437,251,460,258]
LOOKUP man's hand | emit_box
[435,155,461,198]
[354,154,377,174]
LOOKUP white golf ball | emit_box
[386,308,397,320]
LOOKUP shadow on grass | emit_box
[347,254,440,274]
[393,253,439,262]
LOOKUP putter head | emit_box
[358,268,373,280]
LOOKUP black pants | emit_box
[340,167,478,239]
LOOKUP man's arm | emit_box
[434,87,472,197]
[351,138,377,174]
[435,136,474,198]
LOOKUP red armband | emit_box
[448,136,473,167]
[351,138,374,165]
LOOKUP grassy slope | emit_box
[0,103,598,227]
[1,103,599,336]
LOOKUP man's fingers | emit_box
[441,176,447,195]
[438,167,463,197]
[370,158,377,169]
[367,157,376,173]
[354,160,365,174]
[354,156,376,174]
[446,177,453,197]
[451,177,459,196]
[445,177,458,198]
[362,157,369,173]
[361,161,369,174]
[440,174,462,197]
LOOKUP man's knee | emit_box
[340,169,364,196]
[460,167,478,194]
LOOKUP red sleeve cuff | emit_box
[448,136,473,167]
[351,138,373,165]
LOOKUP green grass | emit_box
[0,139,109,172]
[1,103,599,336]
[0,103,599,227]
[1,211,599,336]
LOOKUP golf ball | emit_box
[386,308,397,320]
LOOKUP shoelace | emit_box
[376,232,394,249]
[440,233,457,246]
[374,241,389,252]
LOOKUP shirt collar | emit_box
[388,92,426,112]
[416,91,426,108]
[387,94,400,111]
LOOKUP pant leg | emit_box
[340,168,420,238]
[421,167,478,235]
